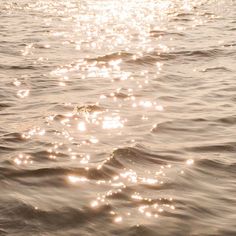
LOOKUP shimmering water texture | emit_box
[1,0,236,235]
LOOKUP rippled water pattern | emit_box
[0,0,236,235]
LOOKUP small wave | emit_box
[186,142,236,153]
[89,51,132,63]
[175,48,222,58]
[1,132,25,143]
[149,30,185,38]
[1,165,116,184]
[175,12,194,17]
[0,64,36,70]
[52,103,106,121]
[0,199,112,233]
[151,120,206,134]
[195,158,236,179]
[0,229,7,236]
[112,146,167,165]
[223,42,236,47]
[31,150,68,160]
[103,146,180,171]
[216,115,236,125]
[0,145,15,154]
[172,17,193,22]
[127,48,223,66]
[75,104,104,114]
[127,52,176,65]
[107,92,129,99]
[196,158,236,175]
[113,225,159,236]
[201,66,232,72]
[0,103,12,111]
[149,30,166,37]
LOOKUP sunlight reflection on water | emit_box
[1,0,235,235]
[14,0,204,226]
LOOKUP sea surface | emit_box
[0,0,236,235]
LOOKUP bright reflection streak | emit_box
[145,212,152,217]
[17,89,29,98]
[90,201,99,208]
[141,178,158,185]
[80,155,90,164]
[14,154,33,166]
[109,59,122,66]
[120,170,137,183]
[13,79,21,87]
[77,121,86,131]
[139,101,153,108]
[102,116,124,129]
[89,137,99,144]
[186,159,194,165]
[22,127,46,139]
[17,0,191,226]
[114,216,123,223]
[59,82,66,86]
[68,175,88,183]
[156,105,164,111]
[131,193,143,200]
[21,43,33,56]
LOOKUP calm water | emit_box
[0,0,236,235]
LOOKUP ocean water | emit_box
[0,0,236,235]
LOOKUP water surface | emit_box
[0,0,236,235]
